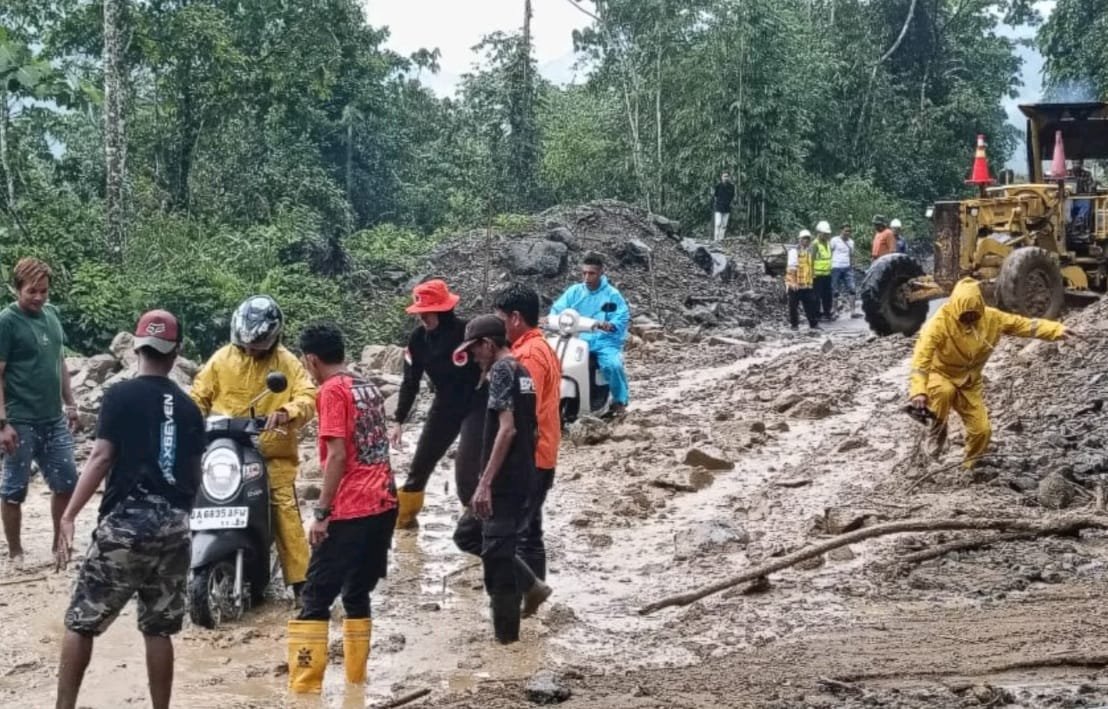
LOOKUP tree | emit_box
[103,0,126,258]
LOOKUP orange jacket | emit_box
[872,228,896,258]
[511,328,562,471]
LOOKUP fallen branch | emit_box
[897,532,1040,565]
[637,514,1108,615]
[833,652,1108,683]
[372,688,431,709]
[0,575,46,587]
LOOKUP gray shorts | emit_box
[65,497,190,637]
[1,417,78,503]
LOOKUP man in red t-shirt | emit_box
[286,323,397,693]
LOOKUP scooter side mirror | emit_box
[266,371,288,394]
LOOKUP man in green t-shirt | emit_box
[0,258,79,570]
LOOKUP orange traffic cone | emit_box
[1050,130,1067,181]
[965,134,995,187]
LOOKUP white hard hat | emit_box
[890,218,902,229]
[798,229,812,239]
[815,220,831,234]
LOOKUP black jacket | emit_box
[394,311,482,423]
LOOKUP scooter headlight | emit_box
[202,448,242,501]
[558,311,578,333]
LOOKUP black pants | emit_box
[403,388,486,493]
[298,508,397,621]
[788,288,819,328]
[813,275,833,317]
[518,469,554,581]
[454,388,488,506]
[453,500,537,594]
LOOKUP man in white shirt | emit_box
[830,224,862,319]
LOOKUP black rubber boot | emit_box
[490,593,522,644]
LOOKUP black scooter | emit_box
[188,371,287,629]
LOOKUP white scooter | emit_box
[544,307,614,423]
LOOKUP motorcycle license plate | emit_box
[190,506,248,530]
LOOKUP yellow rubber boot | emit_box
[395,490,425,529]
[343,618,372,684]
[287,620,329,693]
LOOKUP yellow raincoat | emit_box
[909,278,1066,468]
[190,344,317,585]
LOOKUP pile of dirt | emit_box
[981,298,1108,499]
[421,200,781,330]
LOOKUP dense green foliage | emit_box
[1040,0,1108,99]
[0,0,1066,355]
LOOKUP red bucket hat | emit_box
[405,279,461,314]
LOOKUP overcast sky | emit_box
[364,0,1055,167]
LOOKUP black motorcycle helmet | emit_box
[230,295,284,352]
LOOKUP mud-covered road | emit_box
[3,310,1108,709]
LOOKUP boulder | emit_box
[361,345,406,375]
[682,446,734,471]
[546,225,578,250]
[761,243,788,277]
[109,332,138,365]
[83,354,122,386]
[1038,471,1077,510]
[525,670,572,705]
[772,391,802,413]
[506,240,568,277]
[651,213,680,237]
[617,239,653,267]
[790,398,833,420]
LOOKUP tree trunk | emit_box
[654,48,663,213]
[346,122,354,206]
[103,0,127,260]
[0,88,14,210]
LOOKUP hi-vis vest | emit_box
[812,240,832,276]
[786,248,814,288]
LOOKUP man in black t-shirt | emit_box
[451,315,538,644]
[712,171,736,242]
[54,310,205,709]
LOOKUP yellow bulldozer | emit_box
[862,101,1108,336]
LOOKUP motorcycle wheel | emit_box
[188,560,242,629]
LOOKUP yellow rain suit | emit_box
[190,344,317,584]
[909,279,1066,468]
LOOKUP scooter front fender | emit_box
[190,530,254,571]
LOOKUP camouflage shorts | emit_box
[65,497,190,637]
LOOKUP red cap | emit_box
[406,279,461,314]
[133,310,181,354]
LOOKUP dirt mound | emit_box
[421,200,780,330]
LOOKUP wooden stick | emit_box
[897,532,1040,565]
[637,514,1108,615]
[373,688,431,709]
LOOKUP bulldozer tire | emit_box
[997,247,1064,319]
[860,254,929,337]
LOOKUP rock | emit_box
[828,546,856,562]
[300,484,322,501]
[789,398,833,420]
[837,437,867,453]
[774,477,812,488]
[794,555,825,571]
[706,336,757,357]
[824,508,878,535]
[546,225,578,249]
[384,392,399,420]
[690,520,750,551]
[506,240,569,277]
[769,421,790,432]
[566,417,610,446]
[525,670,572,705]
[682,446,734,471]
[749,421,767,434]
[83,354,122,386]
[772,391,802,413]
[617,239,652,267]
[360,345,406,375]
[761,243,788,277]
[1037,471,1077,510]
[109,332,138,365]
[651,213,680,237]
